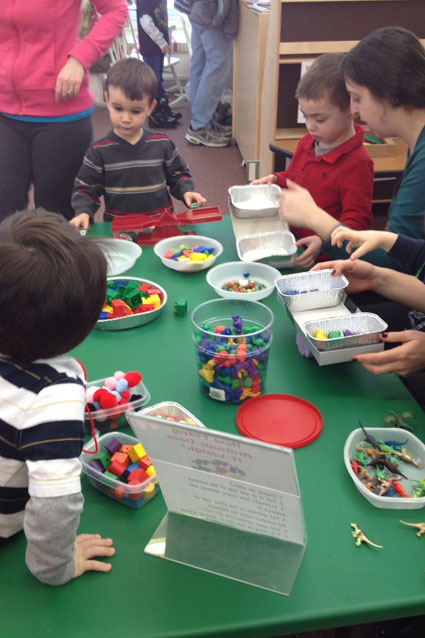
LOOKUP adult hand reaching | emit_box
[55,56,85,102]
[311,258,378,293]
[354,330,425,377]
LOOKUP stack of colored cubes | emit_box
[99,278,164,321]
[82,433,159,508]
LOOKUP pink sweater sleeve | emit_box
[69,0,129,70]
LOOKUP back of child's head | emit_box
[106,57,158,103]
[0,210,107,361]
[296,53,350,111]
[342,27,425,110]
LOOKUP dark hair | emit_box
[296,53,350,111]
[342,27,425,109]
[106,57,158,103]
[0,210,107,361]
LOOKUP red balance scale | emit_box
[111,206,222,245]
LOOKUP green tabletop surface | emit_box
[2,218,425,638]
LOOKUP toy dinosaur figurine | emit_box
[399,520,425,537]
[351,523,383,548]
[359,421,380,450]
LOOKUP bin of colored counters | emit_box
[85,376,150,434]
[191,298,274,404]
[81,432,160,508]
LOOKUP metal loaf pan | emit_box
[236,231,297,262]
[275,270,349,312]
[228,184,281,218]
[303,313,388,351]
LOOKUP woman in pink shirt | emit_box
[0,0,128,220]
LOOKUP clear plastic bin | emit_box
[81,432,160,508]
[85,378,150,433]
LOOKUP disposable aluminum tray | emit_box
[228,184,280,218]
[236,231,297,262]
[275,270,349,312]
[304,313,388,351]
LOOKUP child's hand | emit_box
[70,213,90,231]
[331,227,398,260]
[293,235,322,268]
[251,174,278,185]
[72,533,115,579]
[183,192,207,208]
[162,44,171,55]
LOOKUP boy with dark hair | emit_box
[0,209,115,585]
[71,57,206,232]
[254,53,374,267]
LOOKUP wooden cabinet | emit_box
[234,0,425,179]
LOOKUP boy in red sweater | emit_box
[254,53,374,268]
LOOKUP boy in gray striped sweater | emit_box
[71,58,206,232]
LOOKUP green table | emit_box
[3,219,425,638]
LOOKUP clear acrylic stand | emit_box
[128,411,307,596]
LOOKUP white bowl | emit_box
[99,238,142,276]
[344,427,425,509]
[206,261,281,301]
[153,234,223,273]
[95,277,167,330]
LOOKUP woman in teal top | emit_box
[280,27,425,271]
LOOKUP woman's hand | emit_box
[331,227,398,260]
[279,179,319,228]
[55,56,85,102]
[354,331,425,377]
[311,258,379,293]
[293,235,323,268]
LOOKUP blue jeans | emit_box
[189,23,233,130]
[143,54,167,102]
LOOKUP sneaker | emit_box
[149,110,179,129]
[185,124,231,147]
[159,97,182,120]
[211,118,232,137]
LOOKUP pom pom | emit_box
[116,378,129,393]
[124,371,142,387]
[121,390,131,399]
[104,376,117,390]
[114,370,125,380]
[99,390,119,409]
[86,385,100,403]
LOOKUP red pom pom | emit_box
[121,390,131,399]
[99,389,119,409]
[93,388,107,403]
[124,371,142,387]
[119,398,129,406]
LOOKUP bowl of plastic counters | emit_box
[206,261,281,301]
[228,184,281,219]
[344,426,425,509]
[191,298,274,404]
[303,313,388,351]
[275,269,349,313]
[96,277,167,330]
[153,234,223,273]
[81,432,159,508]
[85,371,150,434]
[137,401,207,428]
[99,237,142,276]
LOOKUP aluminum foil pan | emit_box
[275,270,349,312]
[236,231,297,262]
[304,313,388,351]
[228,184,281,218]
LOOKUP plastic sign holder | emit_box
[128,412,307,596]
[111,206,222,245]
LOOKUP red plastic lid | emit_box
[236,393,323,448]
